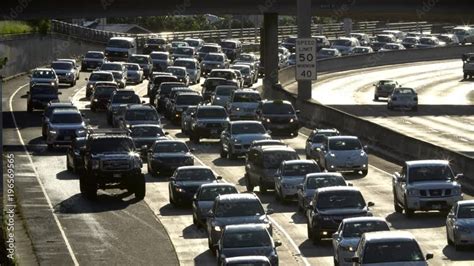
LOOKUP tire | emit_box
[447,228,453,246]
[311,226,321,244]
[260,180,268,193]
[245,173,254,192]
[387,104,393,110]
[307,222,313,239]
[393,194,403,213]
[220,146,228,158]
[412,106,418,111]
[80,173,97,199]
[134,175,146,200]
[361,169,368,177]
[208,237,216,255]
[464,73,468,80]
[91,106,96,112]
[193,214,201,228]
[66,157,73,172]
[169,190,176,206]
[107,114,112,125]
[292,131,299,137]
[228,149,237,160]
[374,95,379,101]
[147,164,156,177]
[47,144,53,151]
[297,199,304,213]
[404,198,414,217]
[27,104,33,113]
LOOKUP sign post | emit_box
[295,38,317,81]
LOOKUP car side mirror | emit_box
[169,176,176,181]
[164,132,169,135]
[447,213,455,218]
[351,257,360,263]
[363,145,368,151]
[141,145,147,150]
[216,176,223,180]
[295,110,300,114]
[332,232,340,239]
[207,210,214,218]
[266,130,272,134]
[28,74,32,78]
[348,182,353,187]
[58,92,62,95]
[192,194,197,201]
[190,148,196,152]
[297,184,303,190]
[368,202,375,207]
[266,208,274,215]
[455,173,464,180]
[426,253,434,260]
[274,240,282,247]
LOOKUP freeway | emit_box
[3,60,474,265]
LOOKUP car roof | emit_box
[316,186,360,193]
[363,231,416,243]
[153,139,186,144]
[327,135,359,140]
[34,67,54,71]
[174,57,196,62]
[86,50,104,54]
[52,60,73,65]
[224,256,270,263]
[199,183,236,189]
[224,224,268,233]
[252,139,284,145]
[406,160,449,167]
[130,124,162,129]
[126,104,155,110]
[205,52,225,56]
[235,89,259,94]
[48,102,74,107]
[91,71,114,75]
[217,193,258,202]
[110,36,135,41]
[283,159,317,165]
[313,128,339,134]
[342,216,387,224]
[457,199,474,206]
[262,99,292,105]
[52,109,81,115]
[197,105,225,110]
[150,51,169,55]
[306,172,344,178]
[231,64,251,69]
[230,120,262,126]
[167,66,186,70]
[210,69,234,72]
[115,89,135,93]
[176,165,211,171]
[260,145,296,153]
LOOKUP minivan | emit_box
[105,37,137,61]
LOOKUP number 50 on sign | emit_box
[295,38,317,81]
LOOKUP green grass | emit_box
[0,21,33,35]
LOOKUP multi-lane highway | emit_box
[4,59,474,265]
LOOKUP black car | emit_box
[169,93,203,123]
[90,85,117,112]
[257,100,300,136]
[306,187,374,244]
[66,137,86,173]
[152,82,186,112]
[147,140,194,176]
[201,77,233,101]
[27,84,60,112]
[189,105,230,143]
[129,124,167,158]
[168,166,221,206]
[192,183,238,228]
[164,87,196,119]
[148,76,180,106]
[42,102,77,138]
[220,40,242,61]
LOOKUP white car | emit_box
[124,63,144,84]
[387,87,418,111]
[317,136,368,176]
[379,43,406,52]
[446,199,474,250]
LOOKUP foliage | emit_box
[0,21,33,35]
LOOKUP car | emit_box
[278,46,291,67]
[350,46,373,55]
[296,172,349,212]
[220,121,271,159]
[147,139,194,176]
[305,128,340,161]
[106,90,141,124]
[230,69,244,88]
[181,106,197,135]
[81,51,106,71]
[150,51,172,72]
[201,53,229,76]
[317,136,368,176]
[306,187,374,244]
[118,104,161,129]
[317,48,341,59]
[381,29,406,41]
[331,37,360,56]
[46,109,87,150]
[112,104,129,128]
[153,81,185,112]
[437,34,460,46]
[257,100,300,136]
[163,87,196,119]
[100,61,126,74]
[172,46,196,60]
[446,199,474,250]
[392,160,463,217]
[401,36,421,49]
[332,217,390,266]
[220,39,242,61]
[123,63,143,84]
[230,65,253,87]
[51,60,77,86]
[462,53,474,79]
[234,53,259,82]
[85,71,115,98]
[245,145,299,193]
[80,129,145,200]
[29,68,58,89]
[129,124,167,158]
[189,105,230,143]
[104,37,137,61]
[206,193,273,253]
[314,35,331,51]
[148,75,180,104]
[110,70,127,88]
[453,25,474,44]
[387,87,418,111]
[351,231,433,265]
[169,166,221,206]
[129,54,153,78]
[27,84,60,112]
[173,58,201,84]
[280,36,297,52]
[197,43,222,61]
[216,224,280,266]
[373,80,399,101]
[57,58,80,80]
[167,91,202,122]
[192,183,238,228]
[274,160,321,202]
[285,53,296,66]
[350,33,371,46]
[211,85,236,107]
[416,36,446,48]
[201,77,234,101]
[143,37,169,54]
[66,136,86,173]
[248,139,286,150]
[42,102,77,138]
[379,43,406,52]
[184,37,205,50]
[170,41,188,54]
[221,256,271,266]
[165,66,190,86]
[227,89,262,120]
[371,34,397,51]
[90,84,117,112]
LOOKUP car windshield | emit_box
[32,70,55,79]
[237,54,254,61]
[159,83,184,95]
[311,132,338,142]
[215,87,233,96]
[31,86,56,95]
[379,80,397,86]
[90,138,135,153]
[51,113,82,124]
[232,123,266,134]
[233,93,261,103]
[454,29,468,35]
[283,163,320,176]
[437,36,452,42]
[186,40,200,47]
[221,42,237,49]
[150,53,168,60]
[101,64,122,71]
[317,191,366,209]
[166,68,186,76]
[85,52,104,59]
[176,95,202,105]
[223,230,271,248]
[420,38,436,44]
[172,42,187,48]
[284,38,297,44]
[130,56,149,64]
[215,200,265,217]
[131,127,165,138]
[384,44,400,49]
[263,151,299,168]
[200,46,219,53]
[153,142,188,153]
[342,221,389,238]
[211,71,234,80]
[262,103,295,115]
[306,176,346,189]
[175,169,215,181]
[107,39,132,48]
[198,186,237,201]
[126,64,139,70]
[320,49,335,56]
[328,139,362,150]
[353,48,368,53]
[90,73,114,81]
[204,54,224,62]
[403,38,418,43]
[112,94,140,104]
[408,165,454,183]
[333,39,352,46]
[175,47,194,55]
[174,60,196,69]
[45,106,76,117]
[125,109,159,121]
[196,108,227,118]
[376,36,393,42]
[147,38,166,44]
[52,62,72,70]
[95,86,116,96]
[393,88,415,94]
[458,204,474,218]
[363,241,424,263]
[112,72,123,79]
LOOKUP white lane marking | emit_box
[10,83,80,265]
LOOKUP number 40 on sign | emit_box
[295,38,317,81]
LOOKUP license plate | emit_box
[210,129,218,134]
[64,136,71,141]
[113,173,122,178]
[432,204,441,210]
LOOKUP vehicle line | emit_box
[9,83,80,266]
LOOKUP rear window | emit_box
[328,138,362,150]
[95,86,116,96]
[196,108,227,118]
[215,200,264,217]
[111,94,140,104]
[262,103,295,115]
[85,52,104,59]
[174,60,196,69]
[125,109,159,121]
[175,47,194,55]
[90,73,114,81]
[316,191,365,209]
[166,67,186,76]
[221,42,237,49]
[233,92,261,103]
[458,204,474,218]
[51,113,82,124]
[306,175,346,189]
[232,123,266,135]
[203,54,224,62]
[52,62,73,70]
[282,163,320,176]
[150,53,168,60]
[153,142,189,153]
[198,186,237,201]
[131,126,165,137]
[263,151,299,168]
[199,46,220,53]
[107,39,132,48]
[129,56,149,64]
[363,241,424,263]
[342,221,389,238]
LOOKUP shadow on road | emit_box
[55,192,139,214]
[442,245,474,261]
[182,224,207,239]
[386,211,446,230]
[56,170,77,180]
[299,239,333,258]
[159,203,192,216]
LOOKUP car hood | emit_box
[50,123,85,130]
[31,94,58,100]
[339,237,361,249]
[31,77,55,82]
[214,215,269,227]
[407,181,460,190]
[233,133,271,144]
[84,58,103,62]
[327,150,365,159]
[105,47,128,52]
[196,201,214,214]
[196,118,228,123]
[318,208,369,216]
[202,60,223,65]
[231,102,259,109]
[154,152,191,158]
[126,120,160,126]
[175,180,216,189]
[310,143,324,149]
[54,69,74,74]
[91,152,135,159]
[221,247,273,258]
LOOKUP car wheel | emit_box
[220,146,228,158]
[134,174,146,200]
[228,149,237,160]
[27,104,33,113]
[245,173,254,192]
[260,180,268,193]
[208,237,217,255]
[80,173,97,200]
[169,190,176,206]
[311,226,321,244]
[47,144,53,151]
[374,95,379,101]
[147,164,156,177]
[404,198,414,217]
[447,227,453,246]
[334,257,339,266]
[66,157,73,172]
[412,106,418,111]
[393,194,403,213]
[297,198,304,213]
[193,214,201,228]
[361,169,368,177]
[387,104,393,110]
[307,222,313,239]
[464,73,468,80]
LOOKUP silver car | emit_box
[227,89,262,120]
[318,136,368,176]
[192,183,238,228]
[30,68,58,89]
[212,85,236,107]
[124,63,144,84]
[274,160,321,202]
[305,128,340,161]
[220,121,271,159]
[446,200,474,250]
[387,87,418,111]
[174,58,201,84]
[46,109,86,150]
[57,58,80,80]
[230,65,253,87]
[332,217,390,266]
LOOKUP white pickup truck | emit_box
[392,160,463,217]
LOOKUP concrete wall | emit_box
[0,33,104,79]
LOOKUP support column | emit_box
[263,13,278,93]
[297,0,312,100]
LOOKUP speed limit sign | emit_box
[295,38,317,80]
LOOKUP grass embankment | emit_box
[0,21,33,35]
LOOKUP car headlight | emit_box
[93,99,98,102]
[185,157,194,164]
[214,225,222,232]
[217,64,221,68]
[196,122,205,127]
[360,151,366,157]
[407,189,419,196]
[175,187,185,193]
[265,118,271,123]
[322,216,331,221]
[202,63,206,67]
[289,118,294,123]
[88,84,93,88]
[329,152,336,157]
[231,138,241,143]
[341,245,355,252]
[456,225,471,233]
[49,130,57,135]
[76,129,86,136]
[91,160,100,170]
[51,82,56,86]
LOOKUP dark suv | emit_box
[189,105,229,143]
[27,84,60,112]
[90,85,117,112]
[80,129,145,200]
[257,100,300,136]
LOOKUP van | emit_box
[105,37,137,61]
[453,26,474,44]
